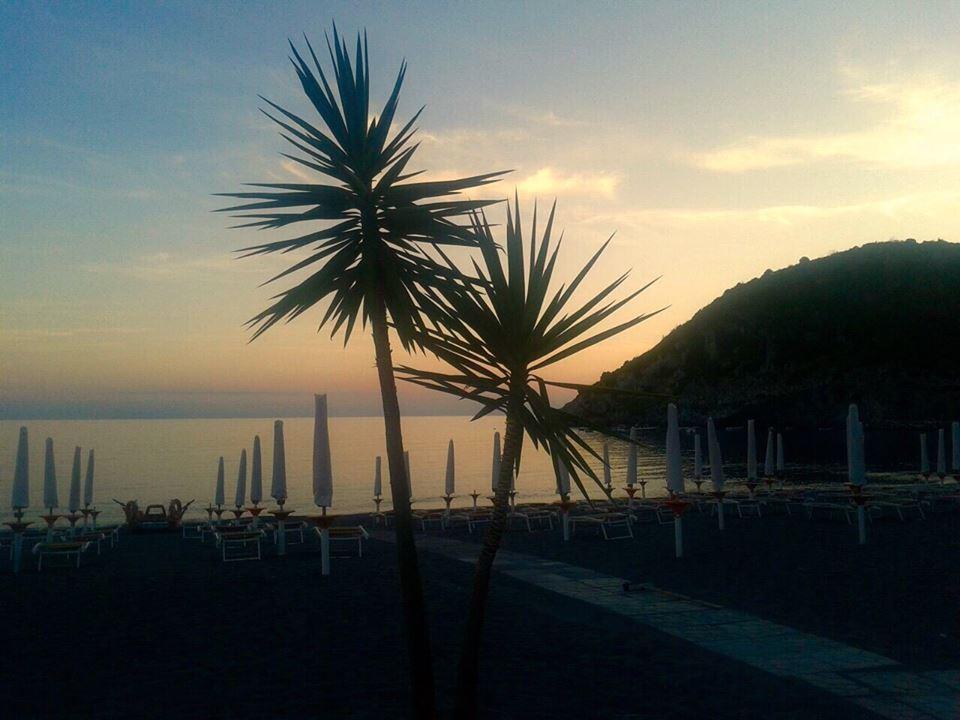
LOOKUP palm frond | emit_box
[397,199,661,499]
[220,25,509,346]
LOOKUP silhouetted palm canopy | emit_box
[216,28,506,344]
[398,200,663,497]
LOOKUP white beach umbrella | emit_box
[846,405,866,487]
[250,436,263,505]
[746,420,758,480]
[68,446,82,513]
[271,420,287,505]
[43,438,59,511]
[312,394,333,509]
[936,429,946,478]
[12,426,29,510]
[374,456,382,497]
[491,432,501,492]
[706,418,725,492]
[83,449,95,508]
[920,433,930,475]
[665,404,684,494]
[693,432,702,480]
[626,427,638,486]
[556,460,571,496]
[953,422,960,473]
[602,442,612,489]
[235,449,248,508]
[776,433,785,474]
[764,428,775,477]
[444,440,455,496]
[215,456,225,507]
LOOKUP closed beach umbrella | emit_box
[707,418,724,492]
[271,420,287,505]
[626,427,638,486]
[953,422,960,473]
[83,449,95,507]
[665,404,684,494]
[43,438,59,510]
[215,457,225,507]
[68,446,82,513]
[920,433,930,476]
[312,394,333,508]
[776,433,785,474]
[12,426,29,510]
[746,420,757,480]
[444,440,455,496]
[846,405,866,487]
[235,449,248,508]
[936,429,946,478]
[602,442,612,489]
[250,436,263,505]
[764,428,775,477]
[557,460,571,496]
[693,432,702,480]
[374,456,382,497]
[491,432,501,491]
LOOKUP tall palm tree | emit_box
[397,200,663,718]
[218,28,506,719]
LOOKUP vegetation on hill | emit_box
[565,240,960,428]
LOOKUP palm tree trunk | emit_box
[454,410,524,718]
[369,290,437,720]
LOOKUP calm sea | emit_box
[2,416,934,526]
[0,416,676,524]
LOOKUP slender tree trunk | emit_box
[454,410,524,718]
[369,290,437,720]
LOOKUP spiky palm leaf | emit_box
[397,199,664,499]
[217,27,507,345]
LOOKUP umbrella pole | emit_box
[674,516,683,558]
[717,501,725,530]
[857,506,866,545]
[320,506,330,576]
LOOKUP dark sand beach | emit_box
[1,500,956,719]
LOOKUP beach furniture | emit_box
[32,541,90,570]
[181,521,205,540]
[568,512,633,540]
[314,525,370,557]
[267,520,306,546]
[216,529,264,561]
[72,531,106,554]
[507,507,554,532]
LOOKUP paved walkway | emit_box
[375,531,959,720]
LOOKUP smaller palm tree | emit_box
[396,199,663,718]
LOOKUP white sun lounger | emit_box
[32,541,90,570]
[569,513,633,540]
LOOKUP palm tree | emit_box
[397,200,663,717]
[218,28,506,719]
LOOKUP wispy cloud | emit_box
[689,69,960,172]
[517,167,622,198]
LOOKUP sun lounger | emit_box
[73,532,106,554]
[507,509,554,532]
[181,522,205,540]
[320,526,370,557]
[32,541,90,570]
[217,530,264,561]
[569,512,633,540]
[414,511,446,531]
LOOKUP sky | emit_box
[3,1,960,419]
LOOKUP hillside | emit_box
[565,240,960,428]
